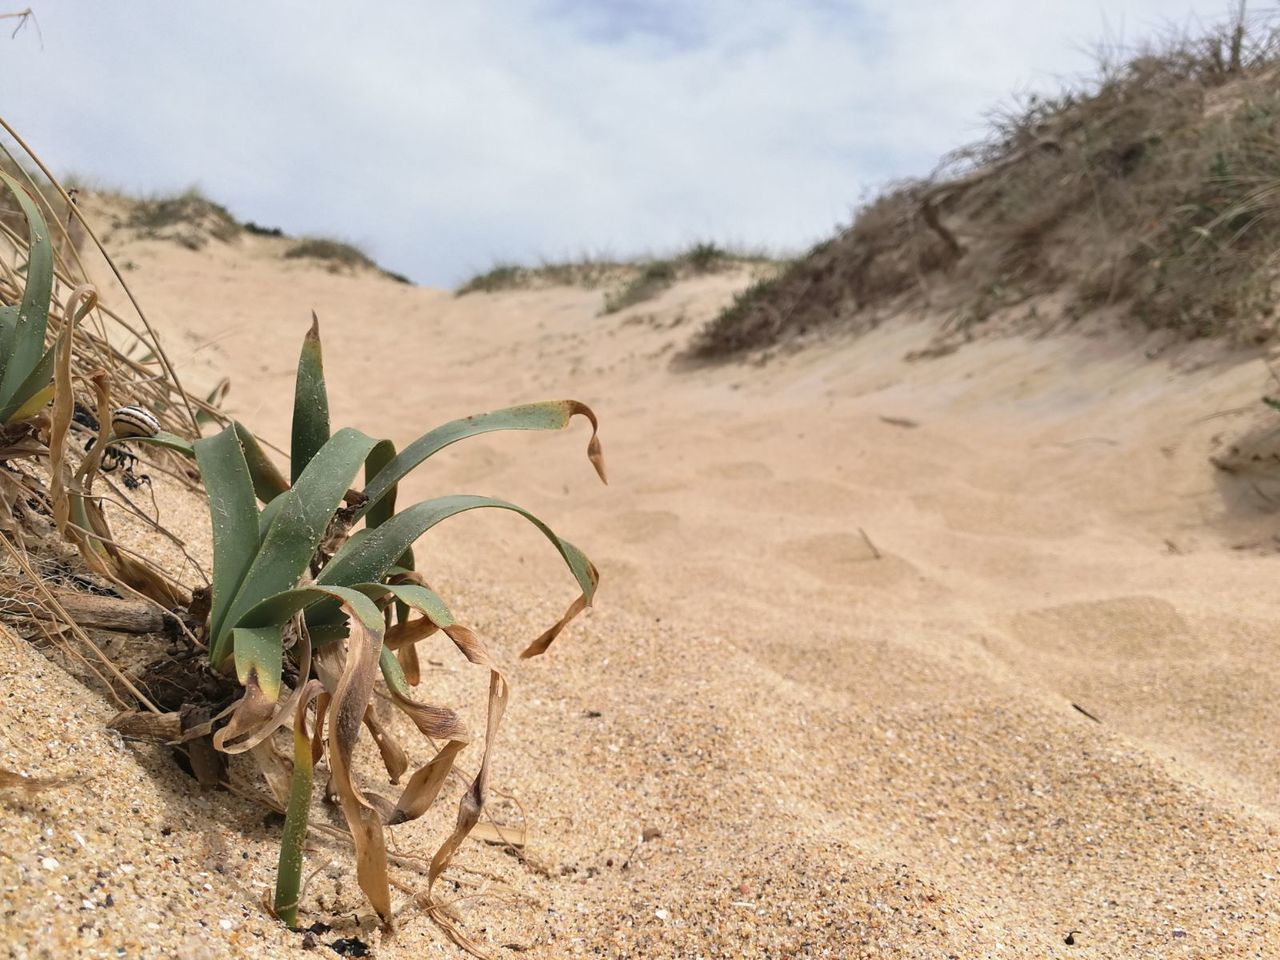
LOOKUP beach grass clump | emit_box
[456,256,626,295]
[243,221,285,238]
[127,188,240,249]
[602,260,677,314]
[456,262,524,294]
[283,236,377,270]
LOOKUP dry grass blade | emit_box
[0,115,201,432]
[47,284,97,539]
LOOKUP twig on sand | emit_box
[858,527,882,560]
[1071,702,1102,723]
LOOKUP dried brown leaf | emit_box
[364,707,408,784]
[387,739,466,826]
[327,603,392,921]
[397,641,421,685]
[428,672,509,890]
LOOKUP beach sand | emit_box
[4,227,1280,958]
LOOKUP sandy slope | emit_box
[7,228,1280,958]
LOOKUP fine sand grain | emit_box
[5,225,1280,958]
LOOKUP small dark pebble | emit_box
[160,826,172,837]
[328,937,371,957]
[584,710,602,719]
[103,894,114,908]
[1173,929,1187,939]
[305,921,332,935]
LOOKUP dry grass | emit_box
[456,256,629,295]
[458,244,776,317]
[127,188,240,250]
[687,11,1280,360]
[283,235,376,269]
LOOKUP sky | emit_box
[0,1,1240,287]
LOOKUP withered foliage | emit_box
[686,11,1280,360]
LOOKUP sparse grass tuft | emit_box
[456,256,629,295]
[243,220,284,238]
[458,244,772,301]
[283,236,377,270]
[127,188,240,249]
[602,260,677,314]
[684,240,729,272]
[457,262,524,294]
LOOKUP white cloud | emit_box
[0,0,1234,285]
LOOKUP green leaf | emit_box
[231,624,284,701]
[379,643,416,698]
[274,684,319,929]
[234,422,291,504]
[357,400,606,520]
[237,582,386,633]
[0,339,54,424]
[310,495,597,639]
[291,314,330,484]
[363,439,414,618]
[378,581,458,628]
[212,428,378,664]
[121,429,197,458]
[363,439,398,530]
[0,171,54,410]
[194,425,261,660]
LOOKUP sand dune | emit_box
[6,230,1280,958]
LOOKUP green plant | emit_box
[283,236,376,270]
[127,188,240,248]
[683,241,727,272]
[129,318,605,930]
[456,262,523,295]
[0,170,58,425]
[602,260,676,314]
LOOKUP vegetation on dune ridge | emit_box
[686,11,1280,362]
[126,188,240,250]
[457,242,779,309]
[0,169,415,283]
